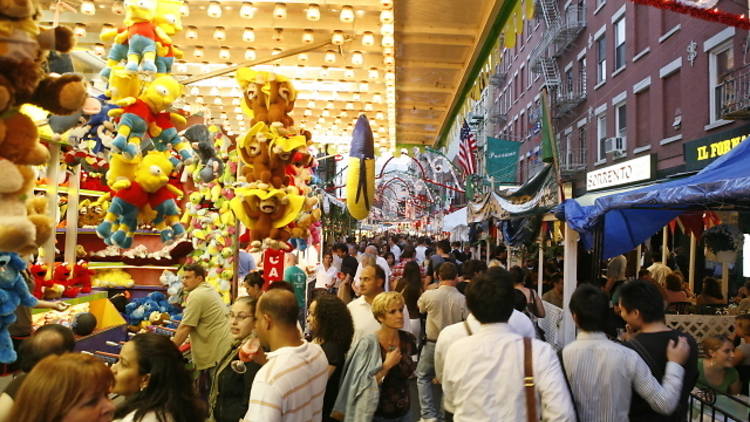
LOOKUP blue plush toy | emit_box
[0,253,38,363]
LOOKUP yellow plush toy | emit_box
[154,0,184,75]
[115,0,170,73]
[108,75,183,159]
[346,115,375,220]
[231,187,305,250]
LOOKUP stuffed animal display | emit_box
[232,71,320,253]
[123,291,180,332]
[0,253,38,362]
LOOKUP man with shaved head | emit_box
[244,289,329,422]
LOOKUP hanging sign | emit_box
[586,154,654,191]
[683,124,750,171]
[486,137,521,183]
[262,249,285,288]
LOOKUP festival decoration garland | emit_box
[629,0,750,30]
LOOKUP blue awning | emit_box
[557,136,750,259]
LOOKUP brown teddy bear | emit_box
[0,159,52,255]
[0,0,88,165]
[266,77,296,128]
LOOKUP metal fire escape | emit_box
[488,63,509,135]
[529,0,586,116]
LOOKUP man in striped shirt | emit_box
[244,289,329,422]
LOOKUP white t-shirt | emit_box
[353,256,391,291]
[314,264,338,289]
[390,244,402,261]
[415,245,427,264]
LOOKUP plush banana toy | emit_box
[346,115,375,220]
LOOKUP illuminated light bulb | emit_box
[196,96,204,104]
[373,94,382,103]
[190,87,200,96]
[380,9,394,23]
[331,30,345,45]
[272,47,283,56]
[242,28,255,42]
[237,114,245,121]
[324,50,337,64]
[207,1,222,18]
[351,51,364,65]
[335,118,342,125]
[112,1,124,15]
[322,110,331,117]
[193,46,204,58]
[244,47,256,60]
[362,31,375,46]
[180,1,190,16]
[340,6,355,23]
[298,53,309,63]
[344,67,355,78]
[359,82,369,91]
[213,26,226,41]
[378,127,386,133]
[201,62,212,73]
[214,97,223,105]
[93,43,106,57]
[384,55,395,66]
[232,98,241,106]
[234,106,242,113]
[320,66,329,77]
[304,109,313,116]
[302,29,314,44]
[219,47,230,60]
[380,23,394,35]
[352,93,361,101]
[220,113,228,120]
[368,68,379,79]
[80,1,96,16]
[383,46,395,56]
[346,102,354,110]
[73,24,87,38]
[385,71,395,82]
[240,2,256,19]
[318,117,326,124]
[376,111,385,120]
[175,62,188,73]
[273,28,284,42]
[273,3,287,19]
[381,34,394,48]
[364,103,374,111]
[381,0,394,9]
[306,3,320,21]
[186,26,198,39]
[326,102,334,109]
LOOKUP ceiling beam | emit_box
[398,130,437,137]
[399,60,464,70]
[397,84,455,94]
[397,103,448,112]
[400,34,475,47]
[396,25,478,36]
[399,117,442,125]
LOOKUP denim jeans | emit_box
[416,340,442,420]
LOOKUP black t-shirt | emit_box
[214,349,261,422]
[340,256,358,279]
[321,341,346,422]
[376,330,417,418]
[625,330,699,422]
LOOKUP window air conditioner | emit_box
[603,136,625,154]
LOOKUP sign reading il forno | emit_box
[683,124,750,171]
[586,154,654,191]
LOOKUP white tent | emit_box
[443,207,469,241]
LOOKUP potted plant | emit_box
[703,224,742,263]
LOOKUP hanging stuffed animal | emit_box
[154,0,184,75]
[109,75,183,159]
[0,253,38,362]
[150,111,193,163]
[265,74,296,128]
[0,161,52,256]
[114,0,171,73]
[184,124,223,182]
[230,187,305,250]
[235,69,270,125]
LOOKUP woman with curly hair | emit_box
[307,293,354,422]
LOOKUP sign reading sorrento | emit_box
[586,154,654,191]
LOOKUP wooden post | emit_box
[635,244,642,275]
[538,232,544,298]
[43,144,61,266]
[63,164,81,265]
[662,227,669,264]
[562,222,579,346]
[721,262,730,301]
[689,233,697,293]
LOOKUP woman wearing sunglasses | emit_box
[208,296,265,422]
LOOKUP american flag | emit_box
[457,120,477,175]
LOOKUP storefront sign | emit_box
[586,154,653,191]
[262,249,285,288]
[683,124,750,171]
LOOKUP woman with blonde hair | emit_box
[8,353,115,422]
[698,335,741,394]
[332,291,417,422]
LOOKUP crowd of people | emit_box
[2,234,750,422]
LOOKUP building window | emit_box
[615,102,627,149]
[520,66,525,93]
[597,113,607,161]
[565,68,574,94]
[596,35,607,84]
[527,61,533,88]
[596,0,605,10]
[614,18,626,70]
[709,42,734,123]
[577,125,587,168]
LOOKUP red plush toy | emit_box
[54,263,80,298]
[29,263,48,299]
[72,261,94,294]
